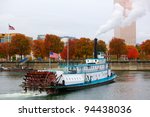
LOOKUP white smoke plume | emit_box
[122,0,147,26]
[95,0,150,38]
[95,3,124,37]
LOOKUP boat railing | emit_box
[55,74,63,83]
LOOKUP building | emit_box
[0,33,16,43]
[114,0,136,45]
[0,33,33,43]
[37,35,45,40]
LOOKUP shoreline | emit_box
[1,61,150,71]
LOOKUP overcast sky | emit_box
[0,0,150,44]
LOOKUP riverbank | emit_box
[1,61,150,71]
[110,62,150,71]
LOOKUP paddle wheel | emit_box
[22,71,59,94]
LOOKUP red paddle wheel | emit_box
[22,71,57,93]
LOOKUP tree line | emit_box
[0,33,150,61]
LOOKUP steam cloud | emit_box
[95,0,150,38]
[95,3,124,37]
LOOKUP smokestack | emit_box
[94,38,98,59]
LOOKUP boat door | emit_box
[84,74,92,83]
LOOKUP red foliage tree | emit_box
[60,39,78,60]
[127,46,139,59]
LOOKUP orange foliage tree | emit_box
[44,34,64,58]
[32,40,45,59]
[61,38,93,60]
[141,40,150,55]
[109,38,127,59]
[11,34,32,59]
[0,42,12,60]
[127,45,139,59]
[75,38,93,59]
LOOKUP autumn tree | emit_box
[32,40,45,59]
[0,42,9,60]
[127,45,139,59]
[141,40,150,55]
[44,34,64,58]
[97,40,107,53]
[109,38,127,60]
[0,43,4,59]
[0,42,15,61]
[75,38,93,59]
[11,34,32,59]
[60,39,78,60]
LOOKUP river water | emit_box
[0,71,150,100]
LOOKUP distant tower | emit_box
[114,0,136,45]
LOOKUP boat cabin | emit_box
[65,58,107,74]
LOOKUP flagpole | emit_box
[67,39,69,72]
[49,52,51,69]
[8,24,15,42]
[7,24,11,61]
[8,24,10,42]
[49,57,51,69]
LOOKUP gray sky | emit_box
[0,0,150,44]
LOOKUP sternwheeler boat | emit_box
[22,38,117,94]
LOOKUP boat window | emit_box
[68,67,77,74]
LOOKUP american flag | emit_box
[50,52,59,59]
[9,24,15,30]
